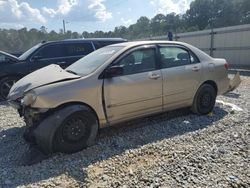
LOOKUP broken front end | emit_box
[9,100,49,143]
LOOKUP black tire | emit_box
[53,109,98,153]
[0,76,18,100]
[192,84,217,115]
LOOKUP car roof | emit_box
[109,40,213,61]
[109,40,190,47]
[62,38,127,42]
[41,38,127,45]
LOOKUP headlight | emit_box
[21,91,37,106]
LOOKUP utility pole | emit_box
[210,0,215,57]
[63,20,66,34]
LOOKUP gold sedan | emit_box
[8,41,241,154]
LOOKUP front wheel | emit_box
[192,84,217,115]
[53,108,98,153]
[0,76,18,100]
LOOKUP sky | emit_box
[0,0,194,33]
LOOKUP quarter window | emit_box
[160,47,191,68]
[190,51,200,64]
[93,41,123,49]
[114,48,157,75]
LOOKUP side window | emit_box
[98,41,114,48]
[93,41,101,49]
[160,47,191,68]
[114,48,156,75]
[65,43,94,56]
[35,44,64,59]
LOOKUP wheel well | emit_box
[202,80,218,94]
[52,102,100,125]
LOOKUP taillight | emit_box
[224,63,229,70]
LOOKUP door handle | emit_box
[149,73,161,80]
[192,66,200,72]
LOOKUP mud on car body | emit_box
[8,41,241,154]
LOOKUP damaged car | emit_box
[8,41,241,154]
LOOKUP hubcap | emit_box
[62,117,86,143]
[0,79,16,99]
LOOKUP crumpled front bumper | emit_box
[226,72,241,93]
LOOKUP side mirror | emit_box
[104,66,123,78]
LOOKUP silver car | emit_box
[8,41,241,154]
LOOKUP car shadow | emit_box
[0,106,228,187]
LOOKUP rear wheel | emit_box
[53,109,98,153]
[192,84,217,115]
[0,76,18,100]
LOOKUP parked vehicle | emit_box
[8,41,241,154]
[0,38,127,100]
[0,50,18,62]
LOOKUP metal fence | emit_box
[149,24,250,68]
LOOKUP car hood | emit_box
[8,64,81,100]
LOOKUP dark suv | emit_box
[0,38,127,100]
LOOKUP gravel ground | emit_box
[0,75,249,188]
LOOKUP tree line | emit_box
[1,0,249,53]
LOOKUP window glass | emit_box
[65,43,94,56]
[19,43,42,61]
[35,44,64,59]
[98,41,116,48]
[66,46,124,76]
[93,41,101,49]
[160,47,191,68]
[93,41,125,49]
[114,48,156,75]
[190,51,200,64]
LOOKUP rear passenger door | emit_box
[159,45,202,110]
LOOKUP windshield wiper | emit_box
[66,70,79,75]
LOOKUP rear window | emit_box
[93,41,124,49]
[65,42,94,56]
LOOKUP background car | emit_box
[0,38,127,100]
[0,50,19,63]
[8,41,240,154]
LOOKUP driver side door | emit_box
[103,45,163,124]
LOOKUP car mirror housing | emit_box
[104,66,123,79]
